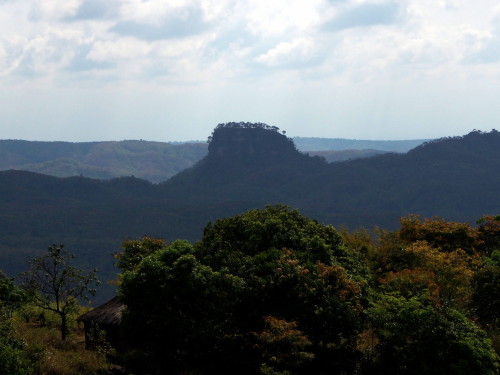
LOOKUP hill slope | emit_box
[163,125,500,228]
[0,140,207,183]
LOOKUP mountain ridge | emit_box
[0,125,498,302]
[0,139,207,183]
[0,136,427,182]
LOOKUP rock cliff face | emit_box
[162,122,326,196]
[206,124,298,163]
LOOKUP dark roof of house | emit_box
[78,296,126,325]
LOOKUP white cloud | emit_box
[110,6,208,40]
[255,38,320,68]
[119,0,198,24]
[243,0,324,37]
[66,0,120,20]
[87,38,151,63]
[323,1,401,31]
[29,0,80,21]
[462,5,500,63]
[3,30,88,77]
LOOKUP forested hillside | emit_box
[163,124,500,228]
[0,123,498,302]
[0,140,207,183]
[0,137,426,183]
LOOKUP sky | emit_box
[1,0,500,142]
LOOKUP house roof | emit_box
[78,296,126,325]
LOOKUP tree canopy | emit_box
[117,207,500,375]
[119,205,367,374]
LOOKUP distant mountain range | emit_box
[292,137,428,152]
[306,149,388,162]
[0,124,497,302]
[0,137,427,182]
[0,140,207,183]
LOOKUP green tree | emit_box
[0,320,34,375]
[0,271,32,375]
[377,240,476,309]
[367,294,499,375]
[398,215,483,255]
[115,236,167,273]
[253,316,314,374]
[196,204,365,275]
[472,250,500,328]
[119,206,366,374]
[0,271,26,318]
[19,244,99,340]
[477,216,500,256]
[120,240,244,374]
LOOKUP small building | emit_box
[78,296,127,350]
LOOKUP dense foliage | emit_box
[0,272,26,317]
[0,319,34,375]
[117,206,500,375]
[119,206,367,374]
[0,205,499,374]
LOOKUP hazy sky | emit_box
[1,0,500,142]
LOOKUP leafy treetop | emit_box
[207,122,285,143]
